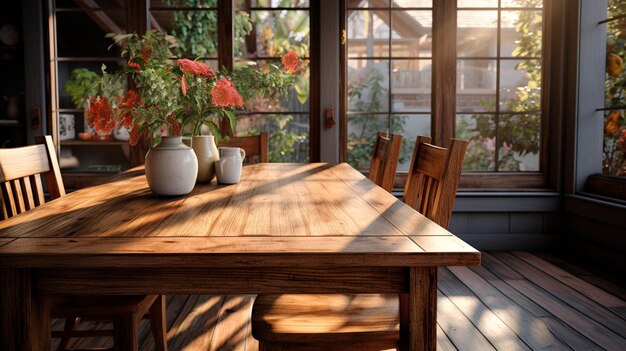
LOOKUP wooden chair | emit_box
[251,136,468,351]
[368,132,403,192]
[218,132,269,164]
[0,136,167,351]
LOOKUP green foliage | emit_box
[230,61,296,101]
[64,69,101,108]
[242,114,308,162]
[164,0,253,58]
[603,0,626,176]
[346,67,414,171]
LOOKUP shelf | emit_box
[61,139,128,146]
[0,119,22,127]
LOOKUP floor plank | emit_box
[490,252,626,337]
[51,252,626,351]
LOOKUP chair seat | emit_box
[252,294,400,344]
[52,295,158,319]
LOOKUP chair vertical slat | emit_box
[32,174,45,206]
[259,132,269,163]
[421,177,432,216]
[2,182,17,218]
[0,185,9,220]
[402,136,468,228]
[368,132,402,193]
[35,135,66,200]
[11,179,26,215]
[20,177,35,211]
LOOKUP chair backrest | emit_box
[403,136,467,229]
[219,132,268,164]
[0,136,65,220]
[368,131,403,192]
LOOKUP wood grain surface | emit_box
[0,163,478,269]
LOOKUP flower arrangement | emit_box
[86,30,300,147]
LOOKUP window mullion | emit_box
[432,0,457,146]
[218,0,235,137]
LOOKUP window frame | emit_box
[339,0,556,190]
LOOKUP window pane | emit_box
[455,114,496,171]
[499,59,541,112]
[392,59,431,112]
[603,2,626,176]
[150,0,217,8]
[56,11,126,57]
[498,114,541,171]
[236,114,309,162]
[347,114,389,171]
[247,10,309,57]
[501,10,542,57]
[348,59,390,113]
[391,11,432,57]
[151,10,218,57]
[392,114,430,171]
[56,0,125,9]
[348,0,390,8]
[457,10,498,57]
[238,60,310,112]
[253,0,309,7]
[457,0,498,8]
[501,0,543,8]
[58,61,125,110]
[393,0,432,7]
[457,59,497,112]
[347,10,390,58]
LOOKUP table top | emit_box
[0,163,479,268]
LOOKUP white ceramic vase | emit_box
[145,136,198,196]
[192,135,220,182]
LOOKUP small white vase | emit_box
[145,136,198,196]
[113,126,130,141]
[192,135,219,182]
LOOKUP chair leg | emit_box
[56,317,80,351]
[113,315,139,351]
[149,295,168,351]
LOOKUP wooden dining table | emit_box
[0,162,479,351]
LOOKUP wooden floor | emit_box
[51,252,626,351]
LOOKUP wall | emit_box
[449,193,562,251]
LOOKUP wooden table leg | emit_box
[0,268,51,351]
[399,267,437,351]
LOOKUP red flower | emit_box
[211,78,243,108]
[86,96,116,134]
[177,59,214,79]
[128,60,141,71]
[181,73,188,97]
[141,45,152,63]
[167,113,181,136]
[129,125,142,146]
[119,90,141,129]
[282,51,300,73]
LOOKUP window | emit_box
[602,0,626,177]
[345,0,432,171]
[342,0,547,188]
[455,0,542,172]
[235,0,311,162]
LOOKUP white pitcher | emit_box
[216,147,246,184]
